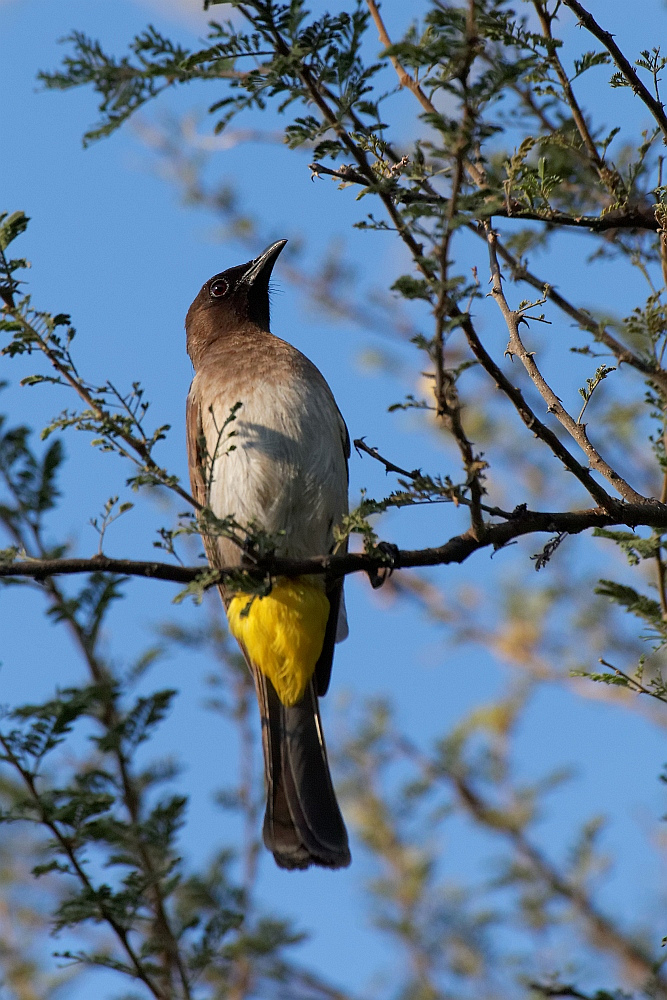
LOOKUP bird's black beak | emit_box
[241,239,288,288]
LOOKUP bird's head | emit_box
[186,239,287,366]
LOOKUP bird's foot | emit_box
[368,541,399,590]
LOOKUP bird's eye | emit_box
[210,278,229,298]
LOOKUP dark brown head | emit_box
[186,239,287,369]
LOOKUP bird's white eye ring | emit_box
[210,278,229,298]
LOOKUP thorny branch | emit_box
[482,226,667,397]
[353,437,421,479]
[485,223,647,506]
[447,301,618,509]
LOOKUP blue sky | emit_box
[2,0,667,995]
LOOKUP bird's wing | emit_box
[186,389,207,508]
[186,387,242,574]
[313,404,349,696]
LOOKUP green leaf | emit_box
[0,211,30,251]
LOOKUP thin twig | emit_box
[598,658,667,703]
[353,438,421,478]
[353,437,515,518]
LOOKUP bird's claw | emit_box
[368,541,399,590]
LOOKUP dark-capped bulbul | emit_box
[185,240,351,870]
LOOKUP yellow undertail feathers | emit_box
[227,578,330,707]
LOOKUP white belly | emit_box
[200,373,348,561]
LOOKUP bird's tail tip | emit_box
[267,834,351,871]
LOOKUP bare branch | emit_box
[481,226,667,396]
[449,304,618,509]
[485,224,647,505]
[353,438,421,479]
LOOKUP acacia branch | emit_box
[395,734,666,985]
[453,776,663,985]
[481,226,667,396]
[448,302,618,509]
[365,0,439,118]
[485,224,647,506]
[437,6,487,539]
[0,487,193,995]
[488,204,657,231]
[562,0,667,144]
[248,7,428,265]
[0,733,168,1000]
[4,502,667,585]
[533,1,620,195]
[400,194,659,233]
[353,437,422,479]
[1,305,197,510]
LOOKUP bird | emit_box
[185,239,351,870]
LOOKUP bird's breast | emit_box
[191,358,348,559]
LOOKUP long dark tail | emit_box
[254,669,350,870]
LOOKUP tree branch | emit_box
[4,502,667,585]
[485,224,647,505]
[0,736,167,1000]
[533,1,621,196]
[365,0,441,118]
[481,225,667,397]
[562,0,667,143]
[453,775,664,985]
[399,195,659,233]
[1,304,197,510]
[395,733,666,987]
[488,204,658,231]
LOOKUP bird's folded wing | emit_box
[186,389,241,575]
